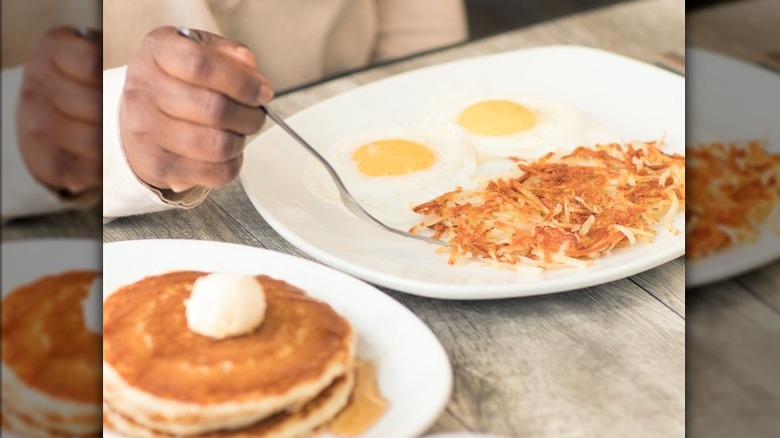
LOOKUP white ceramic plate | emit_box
[1,239,101,438]
[1,239,101,296]
[241,45,685,299]
[102,239,452,438]
[686,48,780,288]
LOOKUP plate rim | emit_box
[1,238,101,293]
[685,47,780,287]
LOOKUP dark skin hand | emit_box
[16,26,102,195]
[119,26,274,193]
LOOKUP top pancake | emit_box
[103,271,355,406]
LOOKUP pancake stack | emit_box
[102,271,357,437]
[1,271,102,437]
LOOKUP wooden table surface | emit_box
[688,1,780,436]
[6,0,689,436]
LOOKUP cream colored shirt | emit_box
[102,0,468,219]
[104,0,468,89]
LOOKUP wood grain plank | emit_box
[384,278,684,437]
[205,181,314,260]
[631,257,685,317]
[689,0,780,66]
[688,279,780,437]
[655,51,686,76]
[734,260,780,315]
[2,205,102,242]
[103,197,264,248]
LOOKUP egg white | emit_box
[424,85,621,162]
[301,126,478,226]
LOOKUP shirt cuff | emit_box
[102,66,209,220]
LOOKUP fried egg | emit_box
[425,85,621,162]
[301,126,478,225]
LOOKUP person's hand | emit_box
[119,26,273,193]
[16,26,102,195]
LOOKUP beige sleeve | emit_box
[102,0,222,219]
[373,0,468,61]
[1,0,101,68]
[102,67,209,221]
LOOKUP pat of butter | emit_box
[185,273,266,340]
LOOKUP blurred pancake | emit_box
[1,270,101,437]
[102,271,356,435]
[1,401,99,438]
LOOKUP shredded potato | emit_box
[686,140,780,260]
[410,141,685,269]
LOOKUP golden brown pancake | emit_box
[102,271,356,435]
[103,372,354,438]
[1,270,102,436]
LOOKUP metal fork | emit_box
[176,27,448,246]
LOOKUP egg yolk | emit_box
[457,100,537,136]
[352,139,435,176]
